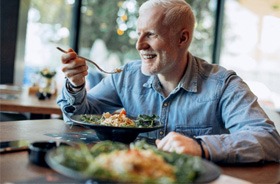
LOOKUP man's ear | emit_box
[179,29,189,45]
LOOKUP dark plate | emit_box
[46,149,221,183]
[70,114,163,143]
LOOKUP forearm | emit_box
[57,77,122,120]
[200,128,280,163]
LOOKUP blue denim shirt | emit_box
[57,53,280,163]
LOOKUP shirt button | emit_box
[160,131,164,135]
[163,103,168,107]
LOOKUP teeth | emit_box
[143,54,156,59]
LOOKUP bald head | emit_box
[139,0,195,49]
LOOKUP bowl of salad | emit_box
[70,110,163,143]
[45,140,220,183]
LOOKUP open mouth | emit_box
[142,54,157,60]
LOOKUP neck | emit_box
[159,78,178,97]
[158,53,189,97]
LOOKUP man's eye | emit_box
[147,33,155,37]
[137,32,156,39]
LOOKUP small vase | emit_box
[39,77,56,98]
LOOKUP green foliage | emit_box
[30,0,214,63]
[188,0,214,61]
[39,68,56,79]
[79,0,214,62]
[80,0,146,61]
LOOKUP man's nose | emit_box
[136,36,149,51]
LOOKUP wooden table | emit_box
[0,85,62,116]
[0,120,279,184]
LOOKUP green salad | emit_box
[50,140,202,183]
[80,113,160,128]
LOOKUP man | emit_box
[57,0,280,163]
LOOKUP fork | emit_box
[56,47,122,74]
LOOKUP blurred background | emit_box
[1,0,280,112]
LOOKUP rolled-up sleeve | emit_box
[56,81,87,123]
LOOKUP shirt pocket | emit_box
[175,126,213,137]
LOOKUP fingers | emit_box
[66,75,87,88]
[62,59,88,77]
[156,132,201,156]
[156,132,172,149]
[60,48,88,87]
[63,64,88,87]
[155,139,160,145]
[156,132,181,152]
[66,70,88,86]
[61,50,77,64]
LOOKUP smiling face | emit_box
[136,7,182,76]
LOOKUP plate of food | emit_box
[46,140,220,184]
[70,110,163,143]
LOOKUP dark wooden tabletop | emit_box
[0,86,62,115]
[0,119,279,183]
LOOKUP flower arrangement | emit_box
[39,68,56,79]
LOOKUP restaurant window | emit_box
[77,0,215,88]
[17,0,73,90]
[18,0,215,90]
[220,0,280,110]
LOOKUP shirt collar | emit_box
[143,75,158,89]
[179,52,198,93]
